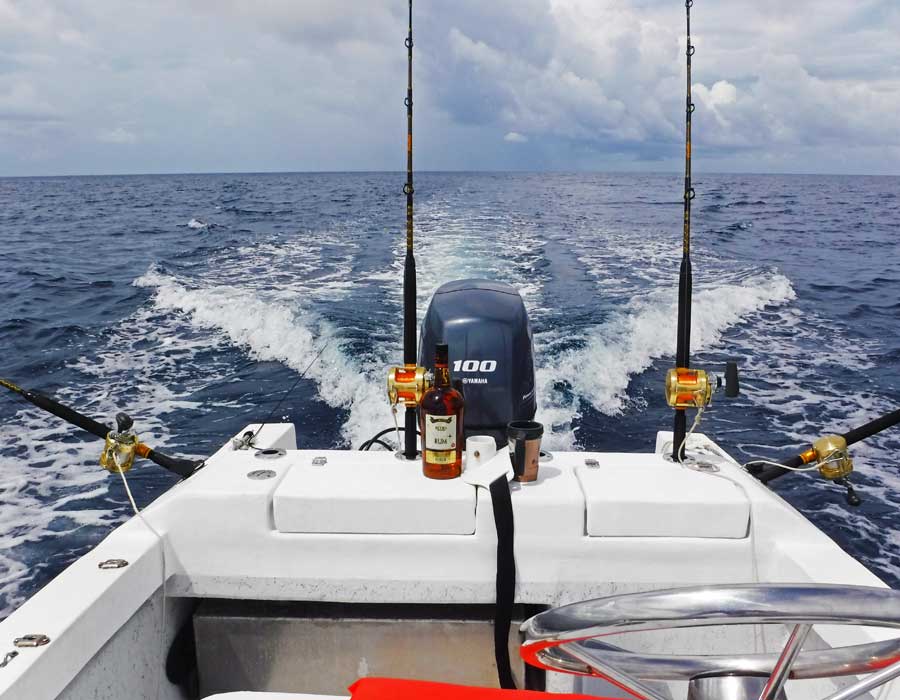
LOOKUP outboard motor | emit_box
[419,279,537,447]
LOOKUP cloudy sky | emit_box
[0,0,898,176]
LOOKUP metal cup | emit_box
[507,420,543,482]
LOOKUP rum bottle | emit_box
[420,343,465,479]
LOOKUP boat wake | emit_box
[135,267,388,448]
[136,194,799,458]
[2,172,899,620]
[537,271,796,443]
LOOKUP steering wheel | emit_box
[520,584,900,700]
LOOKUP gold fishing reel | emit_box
[387,364,431,407]
[798,434,854,481]
[665,368,713,409]
[665,361,740,409]
[99,413,138,473]
[796,433,859,506]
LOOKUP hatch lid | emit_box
[576,453,750,538]
[273,451,476,535]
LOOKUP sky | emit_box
[0,0,898,176]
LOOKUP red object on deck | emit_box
[349,677,623,699]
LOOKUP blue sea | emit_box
[1,171,898,617]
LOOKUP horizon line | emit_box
[1,167,898,180]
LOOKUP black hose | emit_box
[364,438,395,452]
[358,426,421,451]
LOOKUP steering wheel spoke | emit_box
[759,623,812,700]
[561,642,670,700]
[521,584,900,700]
[821,658,900,700]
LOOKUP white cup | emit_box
[465,435,497,472]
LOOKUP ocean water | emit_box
[0,171,898,617]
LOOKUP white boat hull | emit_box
[0,425,894,699]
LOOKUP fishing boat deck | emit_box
[0,424,893,700]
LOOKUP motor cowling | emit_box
[419,279,537,447]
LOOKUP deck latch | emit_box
[14,634,50,648]
[98,558,129,569]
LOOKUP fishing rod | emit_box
[747,407,900,504]
[671,0,696,460]
[0,377,202,478]
[664,1,738,457]
[402,0,417,460]
[385,0,428,460]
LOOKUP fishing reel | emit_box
[99,413,139,474]
[665,361,739,409]
[799,434,861,506]
[386,364,431,407]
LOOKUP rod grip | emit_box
[403,250,417,364]
[141,447,202,479]
[404,406,418,459]
[25,390,111,440]
[844,408,900,446]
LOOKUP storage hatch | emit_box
[576,453,750,538]
[273,451,476,535]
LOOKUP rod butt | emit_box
[404,405,418,459]
[672,409,687,460]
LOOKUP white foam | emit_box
[187,218,207,230]
[135,267,392,448]
[541,272,796,417]
[140,197,557,452]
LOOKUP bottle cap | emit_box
[435,342,449,365]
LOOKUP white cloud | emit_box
[504,131,528,143]
[0,1,897,174]
[431,0,900,170]
[97,127,137,144]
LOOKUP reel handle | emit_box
[115,412,134,433]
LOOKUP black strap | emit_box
[489,475,516,689]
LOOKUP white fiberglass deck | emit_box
[0,424,894,700]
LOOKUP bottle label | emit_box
[424,414,457,452]
[425,449,456,465]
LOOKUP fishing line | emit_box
[677,407,704,464]
[743,459,820,473]
[248,341,329,448]
[391,404,402,451]
[193,357,261,394]
[742,458,834,473]
[674,427,763,652]
[112,459,167,700]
